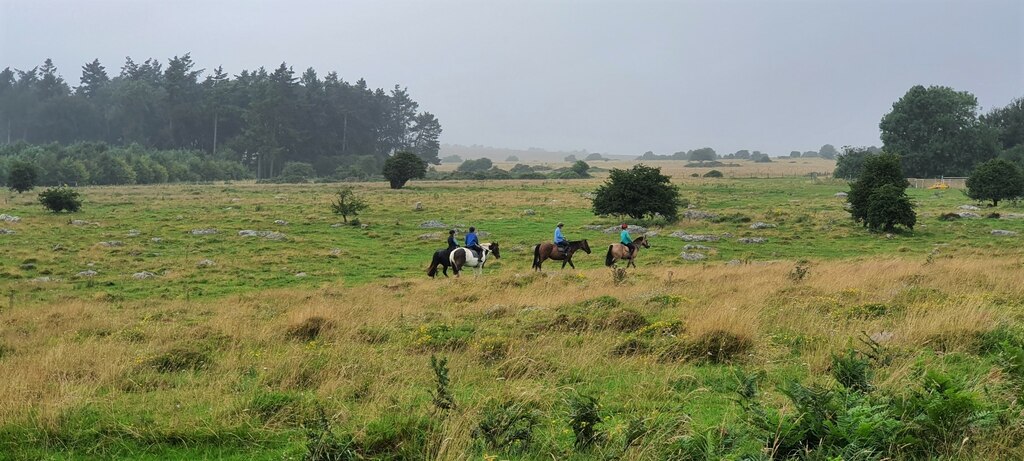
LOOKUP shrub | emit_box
[848,153,912,227]
[703,170,724,178]
[476,337,510,363]
[429,355,455,412]
[38,186,82,213]
[896,370,992,455]
[685,329,754,364]
[473,399,541,453]
[567,393,604,450]
[287,316,335,342]
[279,162,316,183]
[329,187,369,223]
[596,309,648,332]
[866,184,916,231]
[610,338,652,356]
[966,158,1024,206]
[146,345,212,372]
[412,324,474,351]
[937,212,961,221]
[457,157,493,172]
[304,406,358,461]
[592,164,683,221]
[830,349,873,392]
[7,160,38,193]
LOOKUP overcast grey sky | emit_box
[2,0,1021,156]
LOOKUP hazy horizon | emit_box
[2,0,1021,157]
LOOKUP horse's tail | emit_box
[427,253,439,278]
[532,244,541,269]
[605,245,614,267]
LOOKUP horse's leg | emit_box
[568,257,576,269]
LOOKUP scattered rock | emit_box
[884,233,895,239]
[726,259,743,266]
[0,228,15,235]
[680,252,707,261]
[31,276,52,283]
[70,220,95,226]
[413,202,424,211]
[127,229,141,237]
[870,331,895,343]
[834,192,848,198]
[230,198,241,203]
[274,194,287,200]
[223,207,235,210]
[77,270,98,277]
[238,230,287,240]
[0,214,20,223]
[957,212,980,218]
[645,231,659,237]
[151,238,163,243]
[580,192,596,200]
[669,231,719,242]
[683,210,718,220]
[749,222,777,229]
[274,220,288,226]
[418,233,441,240]
[604,225,647,234]
[132,271,156,280]
[329,248,342,256]
[295,272,308,278]
[360,224,369,229]
[683,244,712,251]
[738,237,767,244]
[522,209,536,216]
[97,241,125,248]
[190,229,218,235]
[330,223,345,228]
[420,220,447,229]
[583,225,604,231]
[992,230,1018,236]
[196,259,215,268]
[1002,213,1024,220]
[959,205,980,211]
[52,244,65,251]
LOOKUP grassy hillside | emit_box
[2,171,1024,459]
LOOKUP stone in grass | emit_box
[749,222,777,229]
[957,212,980,218]
[295,272,308,278]
[133,271,157,280]
[191,228,218,235]
[274,220,288,226]
[522,209,536,216]
[151,238,163,243]
[20,263,36,270]
[680,252,707,261]
[738,237,767,244]
[413,202,424,211]
[196,259,215,268]
[127,229,141,237]
[683,244,712,251]
[605,224,648,234]
[70,219,95,226]
[0,214,20,223]
[238,230,287,241]
[31,276,53,283]
[97,241,125,248]
[420,220,447,229]
[418,233,441,240]
[834,192,848,198]
[959,205,980,211]
[992,230,1018,236]
[77,270,98,277]
[0,228,15,235]
[683,210,718,220]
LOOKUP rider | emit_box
[446,229,459,251]
[554,222,569,256]
[465,226,484,258]
[620,223,636,259]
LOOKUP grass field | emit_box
[2,160,1024,459]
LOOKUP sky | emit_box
[1,0,1022,156]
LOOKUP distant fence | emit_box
[908,177,967,189]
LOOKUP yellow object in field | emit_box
[928,182,950,190]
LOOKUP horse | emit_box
[427,248,455,278]
[532,240,591,270]
[604,234,650,268]
[449,242,501,277]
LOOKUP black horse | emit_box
[427,248,454,278]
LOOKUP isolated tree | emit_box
[441,155,463,164]
[571,160,590,177]
[688,147,717,162]
[834,147,876,179]
[505,155,519,162]
[866,184,916,231]
[38,186,82,212]
[457,157,493,172]
[789,151,801,158]
[734,150,751,160]
[802,150,820,158]
[847,153,911,226]
[881,85,999,177]
[585,153,605,161]
[330,186,369,223]
[966,158,1024,206]
[564,154,577,162]
[382,150,426,189]
[592,164,682,221]
[818,144,838,160]
[7,161,39,193]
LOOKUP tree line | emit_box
[0,55,442,181]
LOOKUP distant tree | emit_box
[734,150,751,160]
[92,154,136,185]
[789,151,801,158]
[1000,144,1024,170]
[441,155,463,164]
[411,112,442,164]
[982,96,1024,152]
[382,151,426,189]
[592,164,682,221]
[585,153,605,161]
[848,153,912,227]
[881,85,999,177]
[818,144,838,159]
[564,154,577,162]
[505,155,519,162]
[638,151,658,160]
[966,158,1024,206]
[671,151,689,160]
[703,170,723,178]
[754,155,773,163]
[571,160,591,177]
[509,163,534,174]
[38,186,82,212]
[457,157,493,172]
[7,161,39,193]
[279,162,315,182]
[688,147,717,162]
[330,186,369,223]
[802,150,820,158]
[834,147,877,179]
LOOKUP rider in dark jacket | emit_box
[447,230,458,250]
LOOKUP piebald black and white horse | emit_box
[449,242,500,277]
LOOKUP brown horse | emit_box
[604,234,650,268]
[532,239,591,270]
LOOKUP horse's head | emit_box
[638,235,651,248]
[580,239,592,254]
[487,242,500,259]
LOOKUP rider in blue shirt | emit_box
[554,222,568,255]
[465,226,483,257]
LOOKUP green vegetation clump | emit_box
[703,169,724,178]
[472,398,540,453]
[967,158,1024,206]
[38,186,82,212]
[593,164,683,221]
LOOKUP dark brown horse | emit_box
[532,240,591,270]
[604,234,650,268]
